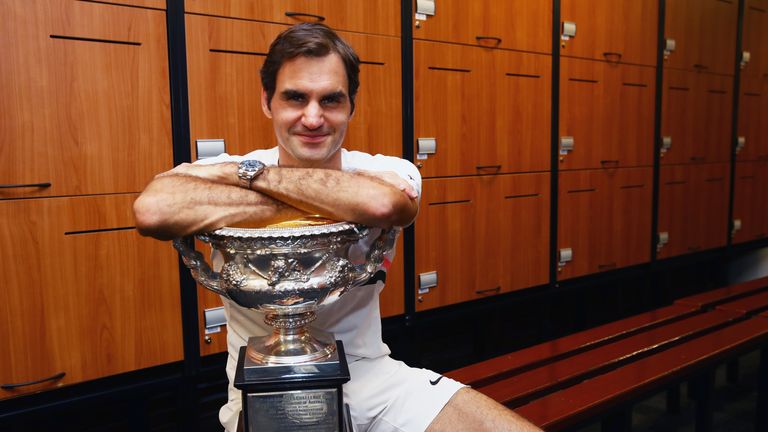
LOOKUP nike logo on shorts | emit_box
[429,375,444,386]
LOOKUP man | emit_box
[134,23,540,431]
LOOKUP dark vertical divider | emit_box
[727,0,746,251]
[400,0,417,360]
[651,0,666,264]
[166,0,200,429]
[549,0,561,287]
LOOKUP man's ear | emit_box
[261,89,273,119]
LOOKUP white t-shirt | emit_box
[196,147,422,430]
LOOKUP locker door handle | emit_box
[285,11,326,22]
[475,286,501,295]
[0,182,51,189]
[603,52,622,62]
[2,372,65,389]
[693,64,709,70]
[600,160,620,166]
[598,262,617,270]
[476,36,502,45]
[476,164,502,172]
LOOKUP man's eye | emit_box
[321,97,341,106]
[288,94,305,102]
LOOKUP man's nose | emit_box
[301,102,324,130]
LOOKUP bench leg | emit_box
[601,407,632,432]
[666,384,681,414]
[726,358,739,384]
[758,347,768,432]
[693,370,715,432]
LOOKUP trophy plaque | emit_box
[174,218,396,432]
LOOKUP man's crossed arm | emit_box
[133,162,419,240]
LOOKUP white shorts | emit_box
[345,356,466,432]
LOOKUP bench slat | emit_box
[478,309,741,407]
[715,290,768,316]
[446,304,696,387]
[514,318,768,431]
[675,276,768,310]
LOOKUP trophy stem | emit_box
[246,310,337,364]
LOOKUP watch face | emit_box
[241,160,264,172]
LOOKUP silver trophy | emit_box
[173,219,397,432]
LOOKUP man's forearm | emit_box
[252,167,419,228]
[134,173,303,240]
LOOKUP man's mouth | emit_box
[295,133,329,143]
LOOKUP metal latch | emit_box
[736,136,746,154]
[204,306,226,334]
[661,136,672,157]
[558,248,572,272]
[657,232,669,251]
[196,139,226,160]
[419,271,438,294]
[560,136,574,160]
[741,51,751,69]
[416,0,435,16]
[664,38,676,60]
[562,21,576,40]
[417,137,437,155]
[732,219,742,238]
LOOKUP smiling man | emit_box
[134,23,540,432]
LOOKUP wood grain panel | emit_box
[559,58,655,170]
[97,0,166,9]
[0,0,172,199]
[697,73,733,163]
[185,0,399,37]
[665,0,737,75]
[186,14,401,160]
[558,168,652,280]
[732,162,768,243]
[415,174,549,310]
[0,194,182,399]
[412,0,551,54]
[561,0,658,67]
[415,177,478,310]
[657,164,730,259]
[414,41,551,177]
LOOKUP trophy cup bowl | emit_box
[173,219,396,365]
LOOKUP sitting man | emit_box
[134,22,541,432]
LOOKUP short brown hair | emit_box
[261,23,360,113]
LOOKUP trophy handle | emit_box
[362,227,400,275]
[172,237,229,299]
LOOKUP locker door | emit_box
[697,73,733,163]
[415,178,478,311]
[412,0,551,54]
[661,69,697,165]
[690,163,730,250]
[732,162,768,243]
[657,165,693,259]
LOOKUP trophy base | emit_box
[234,341,352,432]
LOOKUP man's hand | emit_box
[156,162,238,185]
[361,170,418,200]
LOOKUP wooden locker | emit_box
[96,0,165,8]
[557,168,652,280]
[732,161,768,243]
[414,41,551,177]
[657,165,693,259]
[185,0,400,37]
[690,163,730,250]
[415,174,549,311]
[0,0,173,200]
[696,73,733,164]
[0,195,183,399]
[657,164,729,259]
[560,0,658,67]
[736,89,764,161]
[741,1,768,93]
[661,69,732,165]
[415,177,479,310]
[411,0,551,54]
[559,58,655,170]
[665,0,738,75]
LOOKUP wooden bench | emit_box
[675,275,768,310]
[514,316,768,431]
[447,304,698,388]
[446,278,768,431]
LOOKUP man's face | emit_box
[262,53,352,169]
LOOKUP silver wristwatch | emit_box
[237,160,266,189]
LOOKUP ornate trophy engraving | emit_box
[174,219,397,432]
